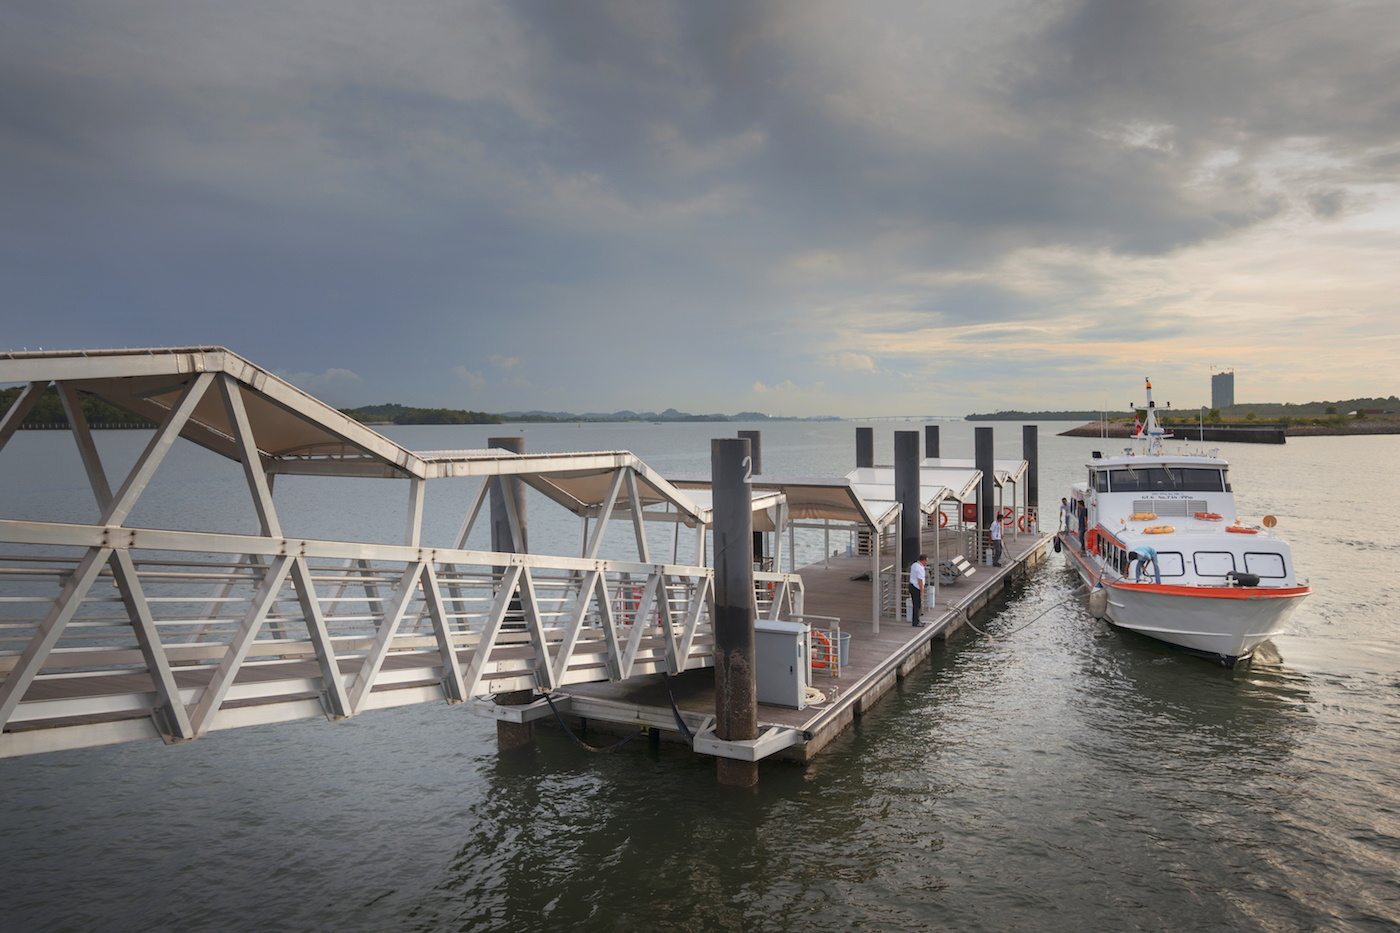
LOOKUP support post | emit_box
[712,437,758,788]
[489,436,533,750]
[976,427,995,564]
[738,430,764,567]
[925,425,940,460]
[1023,424,1039,531]
[895,431,920,589]
[855,427,873,469]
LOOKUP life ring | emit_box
[939,511,948,528]
[1194,512,1223,521]
[1143,525,1174,534]
[1130,512,1158,521]
[811,631,832,669]
[1227,523,1259,535]
[1018,514,1028,532]
[999,506,1014,526]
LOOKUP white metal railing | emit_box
[792,613,842,680]
[0,519,813,758]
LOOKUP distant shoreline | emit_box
[1061,420,1400,438]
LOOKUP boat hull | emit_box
[1061,533,1310,663]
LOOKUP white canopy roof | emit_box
[0,347,782,530]
[921,456,1027,488]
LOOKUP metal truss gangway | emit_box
[0,348,803,758]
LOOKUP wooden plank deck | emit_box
[557,526,1053,762]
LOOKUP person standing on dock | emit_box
[909,554,929,627]
[990,516,1003,567]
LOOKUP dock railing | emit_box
[790,613,842,681]
[0,519,724,757]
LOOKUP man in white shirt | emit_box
[909,554,929,627]
[990,515,1004,567]
[1060,497,1071,532]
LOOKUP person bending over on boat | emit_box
[1130,546,1161,585]
[909,554,929,627]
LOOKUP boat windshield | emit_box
[1105,466,1225,492]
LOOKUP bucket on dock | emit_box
[838,632,851,667]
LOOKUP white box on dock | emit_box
[754,620,809,709]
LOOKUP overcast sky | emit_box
[3,1,1397,416]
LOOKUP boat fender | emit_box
[1226,571,1261,588]
[1088,586,1109,619]
[1053,535,1062,553]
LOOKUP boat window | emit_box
[1244,552,1287,578]
[1175,468,1225,491]
[1109,466,1227,492]
[1193,551,1237,577]
[1155,552,1186,577]
[1089,469,1099,491]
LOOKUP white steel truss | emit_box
[0,348,807,758]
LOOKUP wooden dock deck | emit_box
[554,527,1053,762]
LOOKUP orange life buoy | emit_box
[1018,514,1028,532]
[939,511,948,528]
[1227,523,1259,534]
[811,631,832,669]
[1143,525,1174,534]
[1195,512,1223,521]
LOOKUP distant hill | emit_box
[966,410,1133,421]
[969,396,1400,422]
[339,404,837,425]
[340,404,501,425]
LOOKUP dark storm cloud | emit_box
[1,0,1396,411]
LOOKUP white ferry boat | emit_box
[1059,379,1310,666]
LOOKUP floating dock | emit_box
[541,524,1051,762]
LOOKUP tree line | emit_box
[0,386,155,428]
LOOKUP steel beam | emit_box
[108,549,196,742]
[288,557,352,719]
[0,381,46,453]
[187,554,294,737]
[59,384,114,509]
[217,373,282,537]
[348,563,426,715]
[0,546,112,730]
[101,373,214,527]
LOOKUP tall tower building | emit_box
[1211,370,1234,409]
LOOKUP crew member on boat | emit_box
[1130,546,1161,585]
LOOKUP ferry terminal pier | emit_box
[0,347,1051,784]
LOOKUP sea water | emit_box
[1,422,1396,932]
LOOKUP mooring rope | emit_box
[952,589,1082,640]
[661,674,693,741]
[542,692,649,753]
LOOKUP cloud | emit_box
[3,1,1399,417]
[453,366,486,393]
[277,367,361,388]
[820,351,878,372]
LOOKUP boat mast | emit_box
[1139,378,1165,455]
